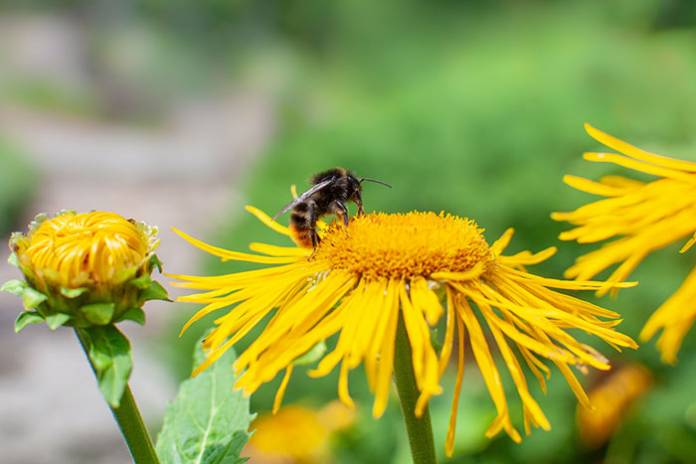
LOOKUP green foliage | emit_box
[0,79,96,117]
[79,325,133,408]
[81,303,117,326]
[45,312,71,330]
[117,307,147,325]
[1,279,48,311]
[156,335,252,464]
[60,287,89,298]
[0,138,36,234]
[141,280,172,303]
[14,311,45,333]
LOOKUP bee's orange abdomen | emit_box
[289,222,314,248]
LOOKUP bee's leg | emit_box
[310,228,320,249]
[331,201,350,226]
[354,192,365,216]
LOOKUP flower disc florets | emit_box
[315,212,494,280]
[5,211,166,329]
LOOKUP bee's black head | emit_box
[346,172,362,195]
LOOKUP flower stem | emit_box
[75,329,160,464]
[394,315,438,464]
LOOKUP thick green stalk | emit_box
[75,329,160,464]
[394,315,438,464]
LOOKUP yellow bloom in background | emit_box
[171,207,636,456]
[246,401,355,463]
[553,124,696,363]
[577,363,652,449]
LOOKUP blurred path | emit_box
[0,13,275,463]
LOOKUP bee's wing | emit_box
[272,178,335,220]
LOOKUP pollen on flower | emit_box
[314,212,494,280]
[13,211,156,289]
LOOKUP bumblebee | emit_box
[274,167,391,248]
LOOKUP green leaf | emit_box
[15,311,44,332]
[156,336,252,464]
[81,302,116,325]
[60,287,88,298]
[118,307,146,325]
[7,253,19,268]
[294,340,327,366]
[80,326,133,408]
[129,274,152,290]
[1,279,26,295]
[45,312,71,330]
[141,280,170,302]
[150,254,163,273]
[22,287,47,309]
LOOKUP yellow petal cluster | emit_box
[172,206,636,455]
[12,210,158,291]
[554,124,696,363]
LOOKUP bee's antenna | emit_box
[359,177,392,188]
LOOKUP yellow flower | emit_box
[171,207,636,455]
[246,401,355,463]
[6,210,163,328]
[553,124,696,363]
[13,210,158,290]
[577,363,652,448]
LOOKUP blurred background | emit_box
[1,0,696,463]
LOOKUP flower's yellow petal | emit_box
[584,152,696,183]
[555,361,590,408]
[600,175,645,189]
[487,319,550,431]
[584,123,696,173]
[310,283,368,378]
[431,262,486,282]
[373,282,400,418]
[438,288,456,376]
[475,301,573,363]
[338,361,354,409]
[366,280,399,395]
[640,266,696,364]
[172,227,298,264]
[179,300,236,336]
[561,175,636,197]
[170,261,324,290]
[396,285,442,415]
[456,296,520,442]
[410,277,445,325]
[245,205,292,237]
[499,247,556,267]
[517,344,549,394]
[249,242,311,257]
[348,281,388,369]
[273,365,293,414]
[445,315,465,458]
[399,286,426,387]
[680,233,696,254]
[505,267,637,291]
[244,275,356,380]
[491,228,515,255]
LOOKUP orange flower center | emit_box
[314,212,493,280]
